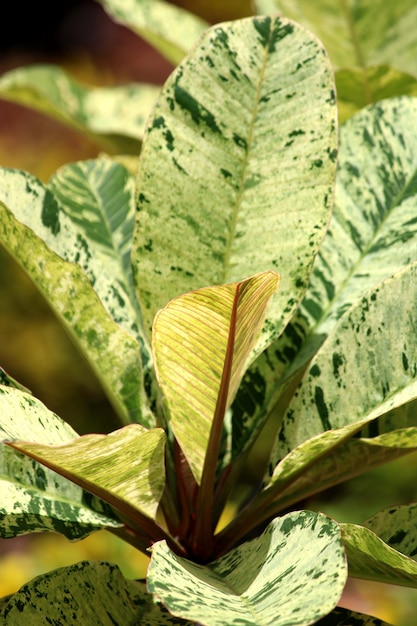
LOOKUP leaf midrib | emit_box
[221,24,271,284]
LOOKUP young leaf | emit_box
[0,386,120,539]
[0,164,151,426]
[0,561,193,625]
[133,15,337,354]
[148,511,347,626]
[152,271,280,483]
[0,65,160,151]
[8,424,166,523]
[98,0,209,65]
[341,523,417,587]
[238,97,417,459]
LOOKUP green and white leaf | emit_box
[0,386,120,539]
[0,561,193,625]
[363,503,417,559]
[274,260,417,460]
[133,15,337,355]
[0,64,160,150]
[0,163,152,426]
[153,272,279,482]
[255,0,417,75]
[98,0,209,65]
[240,96,417,456]
[341,522,417,587]
[316,607,393,626]
[336,65,417,123]
[9,424,166,522]
[216,426,417,553]
[148,511,347,626]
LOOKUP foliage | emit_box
[0,2,416,625]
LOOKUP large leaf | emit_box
[8,424,166,527]
[0,386,120,539]
[0,162,152,426]
[341,523,417,587]
[275,260,417,458]
[133,15,337,355]
[237,96,417,455]
[98,0,209,65]
[255,0,417,75]
[0,561,193,625]
[0,64,160,151]
[148,511,347,626]
[363,504,417,559]
[255,1,417,120]
[153,272,279,483]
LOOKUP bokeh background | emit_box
[0,2,417,623]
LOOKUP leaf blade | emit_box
[153,271,279,483]
[148,511,347,626]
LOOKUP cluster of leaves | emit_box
[0,1,417,625]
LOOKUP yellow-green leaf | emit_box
[153,272,279,482]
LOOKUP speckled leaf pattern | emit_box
[216,427,417,553]
[10,424,166,521]
[133,16,337,354]
[153,272,279,482]
[341,522,417,587]
[148,511,347,626]
[0,64,160,151]
[0,164,152,426]
[256,0,417,75]
[0,561,194,625]
[273,260,417,461]
[269,428,417,513]
[363,504,417,560]
[98,0,208,64]
[316,607,393,626]
[0,387,120,540]
[242,97,417,463]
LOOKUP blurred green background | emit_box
[0,2,417,623]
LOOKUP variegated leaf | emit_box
[148,511,346,626]
[364,504,417,559]
[133,15,337,358]
[153,272,279,483]
[316,607,393,626]
[216,427,417,554]
[341,522,417,587]
[98,0,208,65]
[0,64,160,151]
[0,561,193,625]
[0,386,120,539]
[9,424,166,522]
[238,97,417,460]
[0,163,152,426]
[255,0,417,75]
[274,260,417,460]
